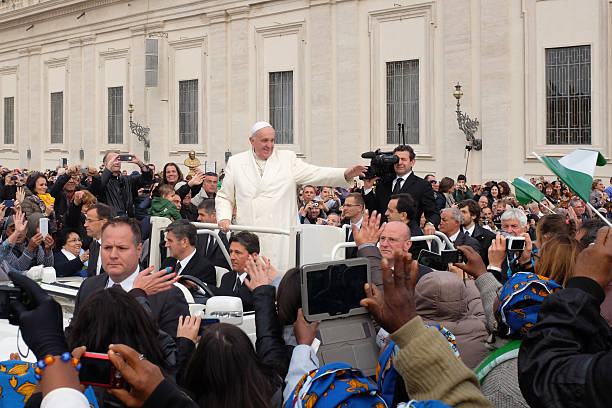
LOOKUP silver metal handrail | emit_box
[330,242,357,260]
[410,235,444,255]
[195,229,232,267]
[191,222,290,236]
[435,231,455,250]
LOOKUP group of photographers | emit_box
[2,141,612,407]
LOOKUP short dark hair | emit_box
[457,174,466,182]
[197,198,216,214]
[577,218,607,249]
[166,219,197,247]
[89,203,115,221]
[458,199,481,220]
[390,193,416,221]
[101,217,142,246]
[204,172,218,178]
[162,163,184,184]
[302,185,316,192]
[229,231,260,255]
[438,177,455,194]
[345,192,365,206]
[392,145,415,161]
[25,172,47,193]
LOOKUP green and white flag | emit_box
[512,177,546,205]
[533,149,607,203]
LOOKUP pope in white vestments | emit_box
[215,121,366,273]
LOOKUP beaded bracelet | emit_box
[34,352,81,381]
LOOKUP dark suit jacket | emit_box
[464,225,496,265]
[408,220,429,261]
[70,272,189,337]
[161,248,217,286]
[217,271,254,312]
[344,225,358,259]
[432,230,482,255]
[363,173,440,226]
[86,240,103,277]
[195,232,231,271]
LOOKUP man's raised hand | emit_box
[360,250,418,333]
[133,266,176,296]
[352,209,384,247]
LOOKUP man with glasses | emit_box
[341,193,365,258]
[84,203,115,276]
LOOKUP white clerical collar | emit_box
[178,248,197,273]
[61,248,77,261]
[106,267,140,292]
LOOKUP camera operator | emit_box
[362,145,439,234]
[453,174,474,202]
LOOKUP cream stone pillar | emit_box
[228,6,250,154]
[206,10,230,167]
[80,36,97,166]
[308,1,333,162]
[68,38,83,165]
[24,47,42,170]
[130,25,147,162]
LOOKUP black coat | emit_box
[90,168,152,217]
[464,224,496,264]
[160,248,217,286]
[195,232,231,271]
[49,173,71,221]
[363,173,440,226]
[431,230,482,255]
[518,277,612,408]
[53,250,85,277]
[69,272,189,338]
[217,271,254,312]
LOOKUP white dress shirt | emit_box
[106,267,140,291]
[95,239,102,275]
[464,224,476,237]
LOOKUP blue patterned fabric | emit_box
[0,360,99,408]
[497,272,562,336]
[284,362,387,408]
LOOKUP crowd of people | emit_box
[2,128,612,408]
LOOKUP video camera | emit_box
[360,149,398,183]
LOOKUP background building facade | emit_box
[0,0,610,182]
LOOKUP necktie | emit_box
[233,275,241,296]
[175,261,182,276]
[393,178,403,194]
[111,283,123,291]
[465,230,470,237]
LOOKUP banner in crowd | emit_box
[512,177,546,205]
[533,149,607,203]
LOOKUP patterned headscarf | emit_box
[284,362,387,408]
[497,272,562,336]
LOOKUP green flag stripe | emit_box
[513,183,536,205]
[540,157,593,203]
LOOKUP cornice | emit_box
[0,0,126,30]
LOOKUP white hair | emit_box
[441,207,462,223]
[501,208,527,227]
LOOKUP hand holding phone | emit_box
[3,200,14,208]
[119,154,134,162]
[39,218,49,238]
[80,352,125,388]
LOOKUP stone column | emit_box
[228,6,250,154]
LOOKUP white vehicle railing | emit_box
[330,233,448,260]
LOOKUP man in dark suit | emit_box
[194,199,231,271]
[340,193,364,259]
[384,193,429,261]
[84,203,115,277]
[217,231,260,311]
[70,217,189,337]
[433,208,481,255]
[458,199,496,264]
[160,219,216,285]
[362,145,439,232]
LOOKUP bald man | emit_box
[216,121,366,272]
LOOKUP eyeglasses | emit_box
[343,204,362,208]
[429,180,438,184]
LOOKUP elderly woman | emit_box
[54,229,89,277]
[589,178,607,209]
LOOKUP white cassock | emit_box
[215,149,349,273]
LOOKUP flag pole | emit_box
[586,202,612,228]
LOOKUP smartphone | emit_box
[198,317,220,335]
[39,218,49,238]
[441,249,466,264]
[417,250,447,271]
[3,200,14,208]
[119,154,133,162]
[79,352,125,388]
